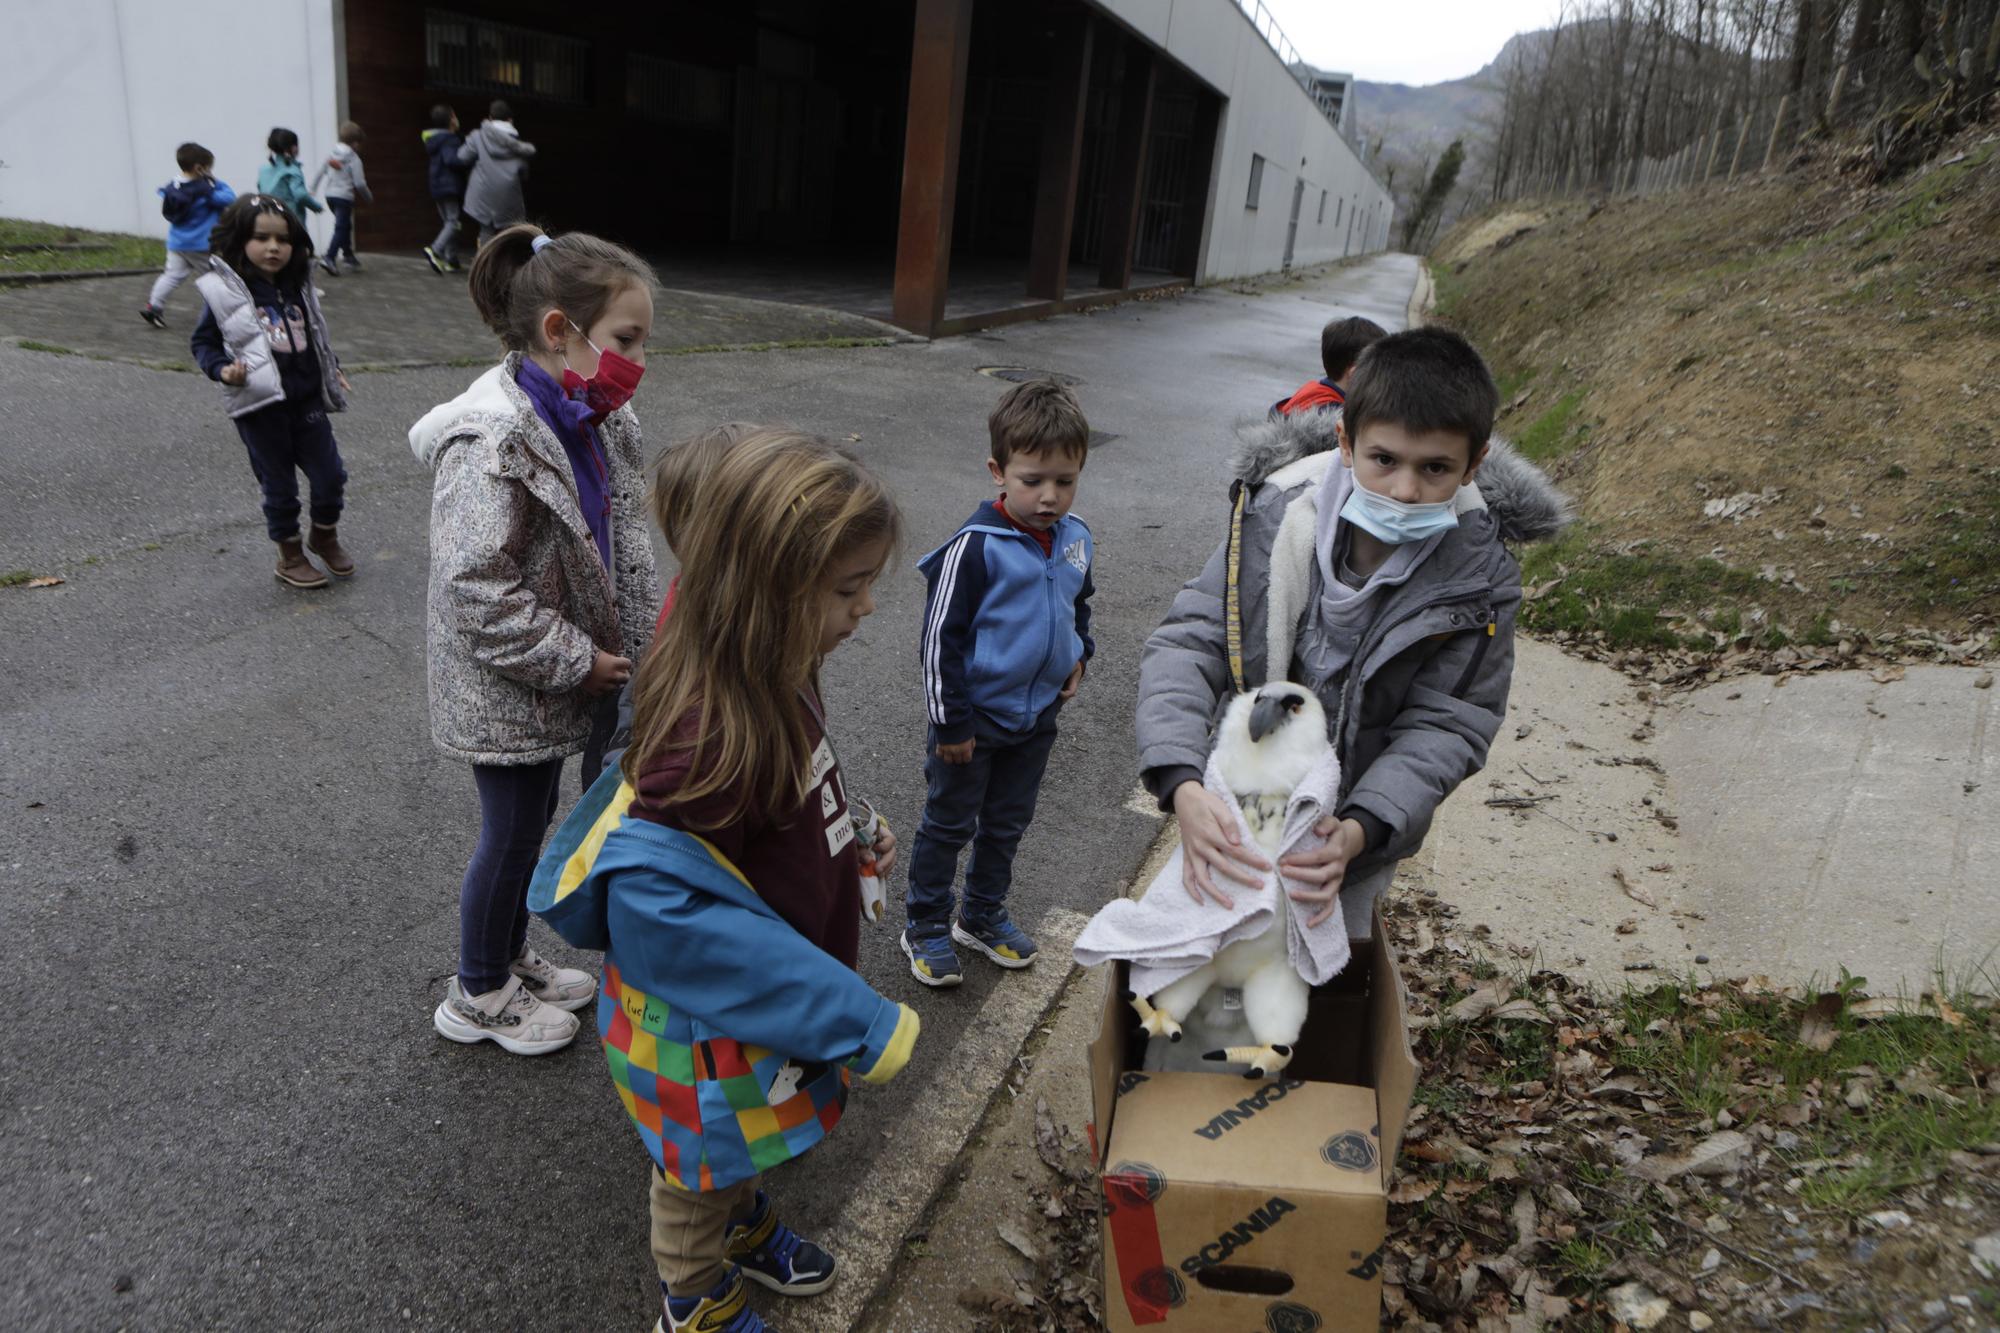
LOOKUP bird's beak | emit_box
[1249,694,1288,742]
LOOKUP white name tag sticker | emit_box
[808,738,836,787]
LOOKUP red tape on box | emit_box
[1103,1169,1172,1324]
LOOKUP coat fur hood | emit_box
[1226,407,1573,546]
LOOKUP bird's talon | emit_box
[1129,995,1182,1040]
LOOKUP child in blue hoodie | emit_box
[140,142,235,329]
[902,378,1095,987]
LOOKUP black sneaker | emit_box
[139,305,166,329]
[318,256,340,277]
[423,246,445,275]
[726,1191,837,1296]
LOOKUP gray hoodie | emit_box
[1136,408,1571,880]
[409,356,660,766]
[458,120,535,228]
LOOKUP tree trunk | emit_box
[1791,0,1818,97]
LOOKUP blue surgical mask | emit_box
[1340,482,1459,545]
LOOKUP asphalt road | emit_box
[0,253,1420,1331]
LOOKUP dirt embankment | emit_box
[1430,132,2000,672]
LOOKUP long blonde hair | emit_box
[623,428,900,827]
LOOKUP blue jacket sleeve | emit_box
[606,870,917,1080]
[920,530,988,744]
[212,180,237,208]
[1076,562,1096,664]
[190,303,230,380]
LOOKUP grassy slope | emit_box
[1430,136,2000,656]
[1,218,164,276]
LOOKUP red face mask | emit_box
[560,321,645,423]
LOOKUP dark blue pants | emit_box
[460,759,564,994]
[234,396,346,542]
[905,704,1060,932]
[457,699,619,994]
[326,196,356,262]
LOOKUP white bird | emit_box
[1131,682,1329,1079]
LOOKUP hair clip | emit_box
[531,234,554,254]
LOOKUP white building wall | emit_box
[1092,0,1398,281]
[0,0,343,245]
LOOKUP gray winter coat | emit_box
[410,356,661,766]
[458,121,535,228]
[193,259,347,419]
[1137,408,1571,881]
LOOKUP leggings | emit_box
[459,759,564,995]
[456,698,620,994]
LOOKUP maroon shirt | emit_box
[630,697,862,968]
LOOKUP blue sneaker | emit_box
[953,910,1039,969]
[727,1190,837,1296]
[900,927,964,988]
[658,1267,765,1332]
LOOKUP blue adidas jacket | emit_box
[917,502,1095,742]
[530,767,919,1190]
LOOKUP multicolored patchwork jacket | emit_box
[529,768,920,1191]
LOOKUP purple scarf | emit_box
[515,357,612,569]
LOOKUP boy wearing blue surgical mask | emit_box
[1136,328,1572,940]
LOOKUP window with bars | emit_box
[627,54,732,128]
[1246,154,1264,210]
[425,10,590,104]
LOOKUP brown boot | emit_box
[275,537,329,589]
[306,522,356,578]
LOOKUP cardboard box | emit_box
[1087,910,1418,1331]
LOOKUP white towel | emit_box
[1074,747,1350,996]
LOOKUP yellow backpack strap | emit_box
[1224,483,1249,694]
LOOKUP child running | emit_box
[256,128,323,228]
[312,121,372,275]
[141,141,234,329]
[410,224,662,1055]
[529,429,915,1333]
[189,195,353,589]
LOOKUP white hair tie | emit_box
[531,234,554,254]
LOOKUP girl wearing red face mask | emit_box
[410,223,663,1055]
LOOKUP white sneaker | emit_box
[433,974,578,1055]
[510,945,596,1012]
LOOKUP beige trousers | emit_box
[649,1168,762,1298]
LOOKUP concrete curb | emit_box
[0,267,159,287]
[1405,260,1436,326]
[794,907,1095,1332]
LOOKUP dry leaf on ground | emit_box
[1798,991,1843,1051]
[1613,866,1657,908]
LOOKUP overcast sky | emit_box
[1258,0,1568,86]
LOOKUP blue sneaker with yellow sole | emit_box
[953,909,1038,969]
[727,1190,837,1295]
[900,927,964,988]
[657,1267,766,1332]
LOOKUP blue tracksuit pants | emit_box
[905,702,1060,931]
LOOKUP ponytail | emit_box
[466,223,656,353]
